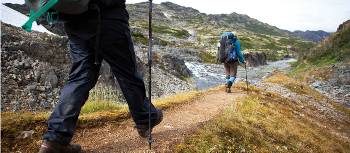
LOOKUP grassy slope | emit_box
[291,20,350,79]
[176,74,350,153]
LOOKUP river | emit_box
[185,58,297,90]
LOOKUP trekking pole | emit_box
[245,63,248,94]
[22,0,59,32]
[147,0,153,150]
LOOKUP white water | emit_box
[186,58,297,90]
[185,62,226,89]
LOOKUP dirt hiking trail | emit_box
[73,90,244,152]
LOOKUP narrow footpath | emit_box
[74,90,244,152]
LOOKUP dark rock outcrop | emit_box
[244,52,267,67]
[160,54,192,79]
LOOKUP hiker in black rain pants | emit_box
[39,1,163,153]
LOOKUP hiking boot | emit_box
[38,140,81,153]
[226,87,231,93]
[226,81,233,92]
[136,109,163,138]
[227,81,233,88]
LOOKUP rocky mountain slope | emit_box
[308,20,350,62]
[292,20,350,108]
[1,1,317,112]
[126,2,313,59]
[1,23,192,112]
[4,2,313,60]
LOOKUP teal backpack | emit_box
[217,32,238,63]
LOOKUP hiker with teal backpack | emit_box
[23,0,163,152]
[217,32,245,93]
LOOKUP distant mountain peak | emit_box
[291,30,330,42]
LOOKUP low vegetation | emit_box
[199,51,217,64]
[264,72,325,100]
[306,20,350,63]
[131,30,148,45]
[131,30,172,46]
[176,74,350,153]
[139,23,190,39]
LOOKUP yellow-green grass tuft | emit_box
[264,72,326,100]
[176,90,350,153]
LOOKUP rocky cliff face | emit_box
[1,23,192,112]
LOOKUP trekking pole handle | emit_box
[22,0,59,32]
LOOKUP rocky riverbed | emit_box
[309,64,350,108]
[186,58,297,90]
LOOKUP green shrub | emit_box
[152,24,190,39]
[200,51,217,63]
[131,31,148,45]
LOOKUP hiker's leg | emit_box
[230,61,239,77]
[224,62,230,84]
[224,62,230,76]
[100,20,158,126]
[228,61,239,84]
[43,34,101,145]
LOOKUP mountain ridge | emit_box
[126,1,316,61]
[3,1,330,42]
[4,1,319,56]
[291,30,330,42]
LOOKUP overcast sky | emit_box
[2,0,349,32]
[127,0,350,32]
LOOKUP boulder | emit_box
[161,54,192,78]
[244,51,267,67]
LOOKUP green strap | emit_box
[22,0,58,32]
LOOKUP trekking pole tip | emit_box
[22,22,33,32]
